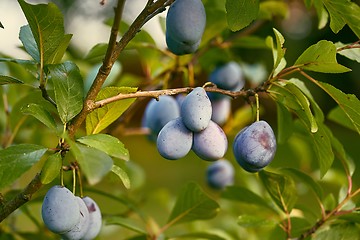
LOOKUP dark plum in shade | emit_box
[156,117,193,160]
[233,121,277,172]
[166,0,206,55]
[206,159,234,189]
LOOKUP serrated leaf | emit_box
[280,168,323,200]
[71,143,113,185]
[18,0,70,64]
[48,61,84,124]
[0,75,24,85]
[86,86,137,134]
[221,186,276,213]
[276,102,293,144]
[40,152,62,184]
[171,232,227,240]
[225,0,259,32]
[335,42,360,63]
[259,170,298,212]
[77,134,129,160]
[238,214,276,228]
[0,144,47,190]
[294,40,351,73]
[322,0,360,38]
[21,103,57,131]
[105,216,146,234]
[167,182,220,226]
[111,165,131,189]
[316,82,360,135]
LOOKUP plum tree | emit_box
[210,97,231,126]
[81,197,102,240]
[143,95,180,140]
[156,117,193,160]
[166,0,206,55]
[233,121,277,172]
[180,87,212,132]
[41,186,80,234]
[61,197,90,240]
[206,159,234,189]
[192,120,228,161]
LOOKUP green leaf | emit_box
[276,102,293,144]
[71,143,113,185]
[171,232,227,240]
[314,223,360,240]
[19,25,39,62]
[266,28,286,76]
[221,186,276,213]
[0,75,24,85]
[0,144,47,190]
[18,0,70,64]
[48,61,84,124]
[238,214,277,228]
[280,168,323,200]
[316,82,360,135]
[328,106,356,132]
[294,40,351,73]
[40,152,62,184]
[84,43,108,63]
[86,86,137,134]
[335,42,360,63]
[105,216,146,234]
[167,182,220,226]
[258,1,288,20]
[259,170,298,212]
[231,36,268,49]
[21,103,57,131]
[313,0,329,29]
[111,164,131,189]
[225,0,259,32]
[322,0,360,38]
[77,134,129,160]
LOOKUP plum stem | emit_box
[255,93,260,122]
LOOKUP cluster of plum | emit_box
[41,185,102,240]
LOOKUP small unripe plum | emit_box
[61,197,90,240]
[143,95,180,140]
[181,87,212,132]
[209,61,244,90]
[211,97,231,126]
[192,120,228,161]
[157,117,193,160]
[166,0,206,55]
[233,120,277,172]
[41,185,80,234]
[206,159,234,189]
[81,197,102,240]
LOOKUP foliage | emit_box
[0,0,360,239]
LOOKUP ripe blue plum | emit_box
[181,87,212,132]
[156,117,193,160]
[192,120,228,161]
[233,121,277,172]
[81,197,102,240]
[61,197,90,240]
[166,0,206,55]
[41,185,80,234]
[206,159,234,189]
[143,95,180,140]
[209,61,244,90]
[211,97,231,126]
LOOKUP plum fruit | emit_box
[206,159,234,189]
[192,120,228,161]
[210,97,231,126]
[157,117,193,160]
[181,87,212,132]
[80,197,102,240]
[166,0,206,55]
[209,61,244,90]
[41,185,80,234]
[233,120,277,172]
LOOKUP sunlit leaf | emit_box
[226,0,259,32]
[21,103,57,131]
[266,28,286,76]
[0,75,24,85]
[77,134,129,161]
[259,170,297,212]
[0,144,47,190]
[111,164,131,189]
[313,0,329,29]
[258,1,288,20]
[167,182,220,226]
[294,40,351,73]
[40,152,62,184]
[48,61,84,124]
[86,86,137,134]
[335,42,360,63]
